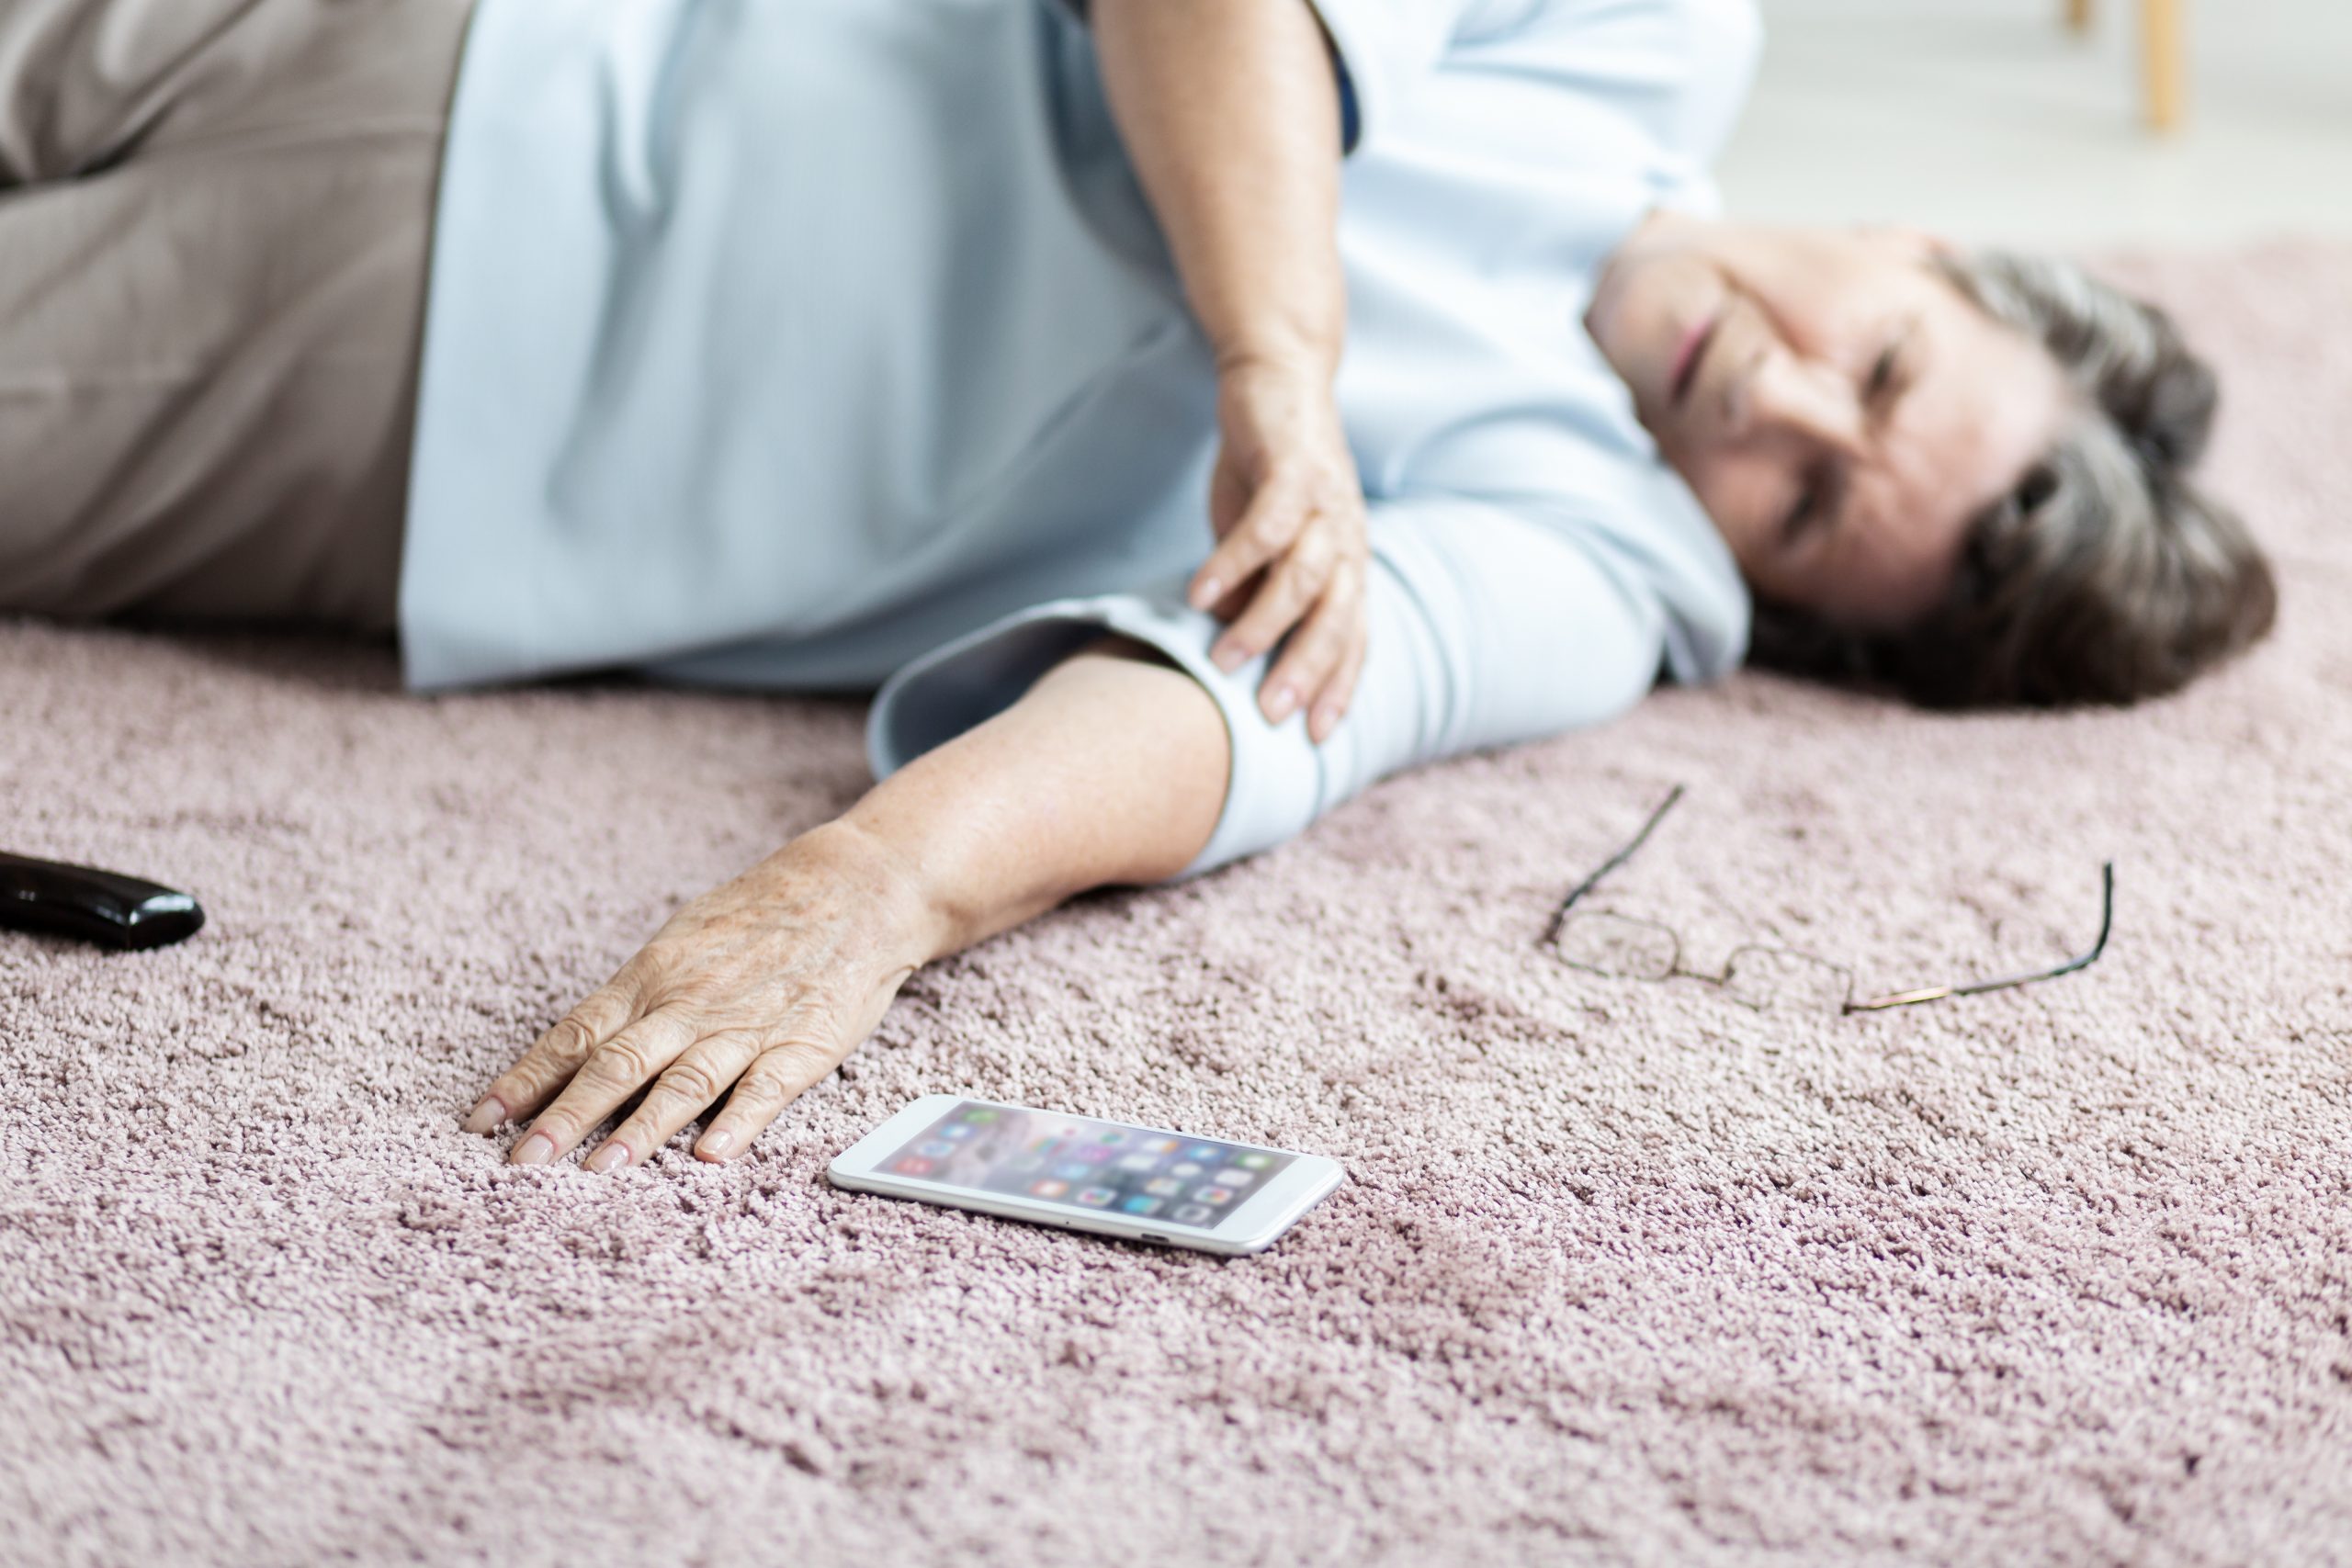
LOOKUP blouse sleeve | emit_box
[1045,0,1534,157]
[1293,0,1537,153]
[866,494,1683,880]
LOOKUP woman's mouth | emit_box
[1669,311,1721,408]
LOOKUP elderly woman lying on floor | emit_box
[0,0,2272,1170]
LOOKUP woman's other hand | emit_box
[1189,353,1369,744]
[460,822,936,1170]
[1089,0,1357,740]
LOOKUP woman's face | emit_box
[1585,217,2074,627]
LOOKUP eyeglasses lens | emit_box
[1555,913,1678,980]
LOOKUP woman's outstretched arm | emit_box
[460,645,1229,1170]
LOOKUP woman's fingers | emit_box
[1309,612,1369,744]
[1262,559,1364,735]
[1213,520,1341,696]
[507,1006,698,1166]
[1188,477,1311,615]
[571,997,865,1170]
[586,1029,765,1171]
[695,1033,854,1163]
[463,976,641,1134]
[1195,362,1370,735]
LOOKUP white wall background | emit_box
[1716,0,2352,247]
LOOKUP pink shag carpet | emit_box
[5,243,2351,1567]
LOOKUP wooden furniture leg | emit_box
[2143,0,2184,131]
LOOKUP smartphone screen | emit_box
[874,1099,1300,1232]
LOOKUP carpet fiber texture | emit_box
[5,243,2350,1567]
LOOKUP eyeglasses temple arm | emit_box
[1540,784,1687,946]
[1843,862,2114,1013]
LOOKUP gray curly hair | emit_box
[1748,250,2276,707]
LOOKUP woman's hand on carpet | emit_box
[1189,353,1369,745]
[460,822,936,1171]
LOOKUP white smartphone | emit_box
[828,1094,1344,1256]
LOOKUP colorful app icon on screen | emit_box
[894,1156,934,1176]
[1172,1204,1214,1224]
[1097,1131,1126,1145]
[1029,1179,1069,1198]
[1115,1154,1158,1173]
[1141,1137,1178,1155]
[1170,1162,1203,1179]
[1238,1153,1271,1170]
[940,1123,976,1140]
[1187,1145,1220,1161]
[1144,1177,1185,1198]
[1075,1145,1113,1164]
[1053,1162,1092,1181]
[1194,1186,1234,1205]
[1121,1195,1165,1216]
[918,1140,956,1158]
[964,1109,999,1123]
[1076,1187,1117,1207]
[1214,1168,1255,1186]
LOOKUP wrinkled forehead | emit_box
[1837,293,2074,625]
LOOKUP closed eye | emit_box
[1868,345,1897,399]
[1781,478,1823,547]
[1866,317,1919,409]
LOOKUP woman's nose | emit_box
[1741,352,1866,458]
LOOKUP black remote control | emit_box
[0,852,206,951]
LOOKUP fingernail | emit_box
[510,1132,555,1168]
[1192,577,1221,609]
[1213,643,1245,673]
[585,1140,630,1174]
[1264,683,1297,723]
[697,1129,735,1161]
[461,1096,506,1134]
[1313,703,1341,738]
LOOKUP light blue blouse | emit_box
[400,0,1760,877]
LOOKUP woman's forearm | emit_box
[1091,0,1348,376]
[838,646,1232,964]
[466,649,1229,1167]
